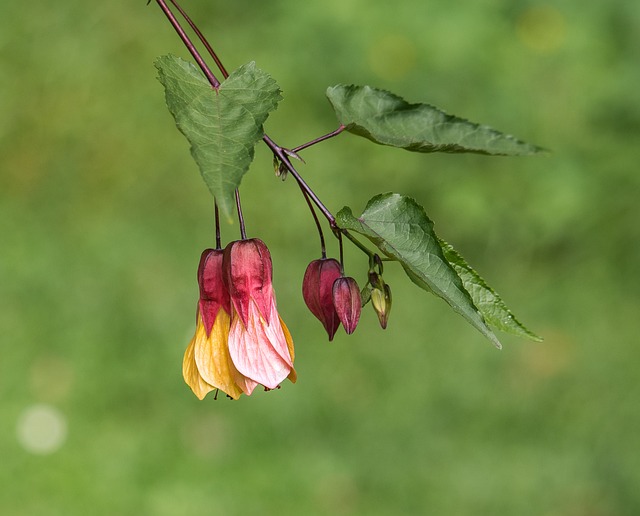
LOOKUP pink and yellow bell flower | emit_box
[223,239,296,395]
[183,240,296,400]
[182,248,244,400]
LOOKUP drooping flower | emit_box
[332,276,362,334]
[223,238,296,395]
[302,258,342,340]
[182,249,244,400]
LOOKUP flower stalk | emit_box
[292,125,346,154]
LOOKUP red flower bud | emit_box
[302,258,342,341]
[223,238,274,327]
[184,249,240,400]
[223,238,295,392]
[197,249,230,335]
[332,276,362,335]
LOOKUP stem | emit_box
[168,0,229,79]
[154,0,220,88]
[338,232,344,270]
[297,183,326,258]
[154,0,336,229]
[264,135,337,228]
[214,201,221,249]
[154,2,377,261]
[344,231,375,259]
[235,189,247,239]
[292,125,346,154]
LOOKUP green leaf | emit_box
[155,55,282,219]
[438,239,542,341]
[336,193,502,348]
[326,84,543,156]
[361,285,372,307]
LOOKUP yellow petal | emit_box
[182,320,216,400]
[194,310,244,400]
[280,317,297,384]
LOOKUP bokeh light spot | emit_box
[516,5,567,54]
[16,403,68,455]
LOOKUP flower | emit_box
[332,276,362,334]
[302,258,342,340]
[182,249,243,400]
[182,241,296,400]
[223,238,296,395]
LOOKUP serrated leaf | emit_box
[438,239,542,341]
[326,84,543,156]
[336,193,502,348]
[155,55,282,219]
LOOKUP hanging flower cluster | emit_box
[183,239,296,399]
[182,235,388,399]
[151,0,542,401]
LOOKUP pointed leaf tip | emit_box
[336,193,502,347]
[439,239,542,342]
[326,84,544,156]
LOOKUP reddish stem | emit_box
[292,125,346,154]
[154,0,220,88]
[168,0,229,79]
[154,0,339,233]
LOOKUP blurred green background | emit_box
[2,0,639,514]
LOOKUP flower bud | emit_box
[184,249,241,401]
[302,258,342,340]
[223,238,274,327]
[223,238,295,392]
[368,270,383,290]
[197,248,230,335]
[332,276,362,335]
[371,283,392,329]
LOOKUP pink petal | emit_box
[228,300,293,389]
[233,374,259,396]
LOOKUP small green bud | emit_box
[371,283,392,329]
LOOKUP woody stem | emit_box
[297,182,326,258]
[168,0,229,79]
[343,231,375,259]
[154,0,220,88]
[154,0,376,258]
[264,135,337,228]
[214,200,221,249]
[235,189,247,239]
[292,125,346,154]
